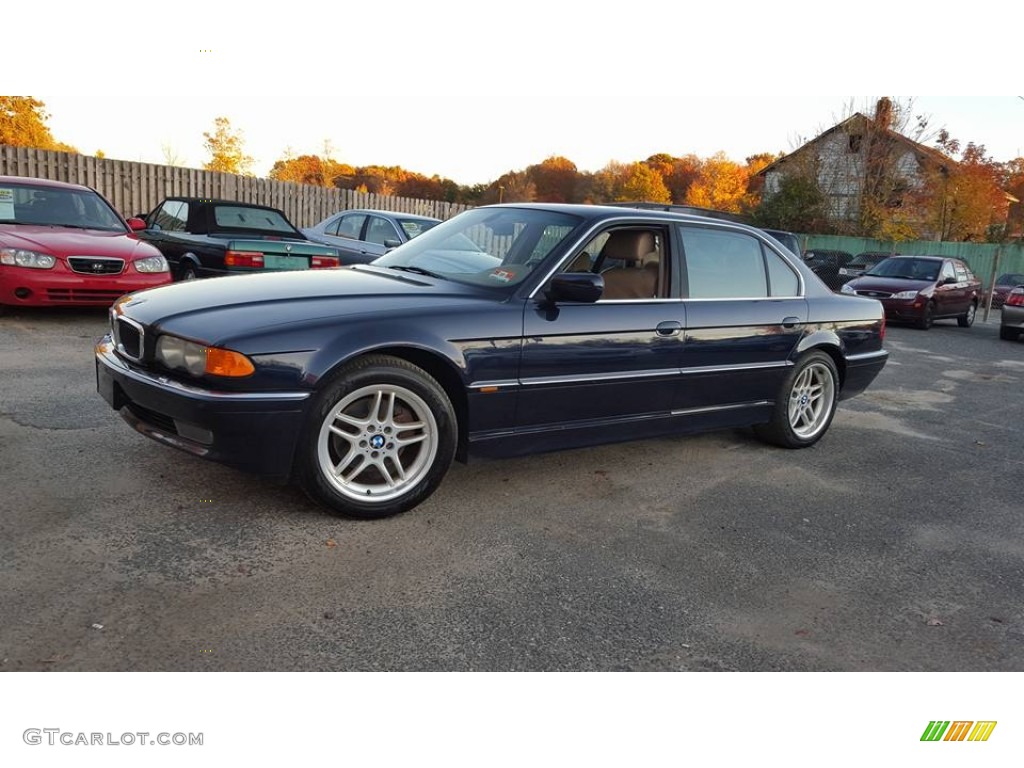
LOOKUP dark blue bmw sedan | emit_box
[96,204,888,518]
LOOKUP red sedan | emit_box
[0,176,171,310]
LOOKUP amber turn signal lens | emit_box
[205,347,255,377]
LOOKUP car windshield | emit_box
[212,205,300,235]
[398,218,440,239]
[0,182,126,231]
[373,207,583,288]
[996,273,1024,286]
[864,257,940,281]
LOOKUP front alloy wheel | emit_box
[298,355,457,519]
[317,384,438,504]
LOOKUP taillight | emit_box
[1006,288,1024,307]
[224,250,264,268]
[879,313,886,341]
[311,256,340,269]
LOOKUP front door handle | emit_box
[781,316,802,328]
[656,320,683,336]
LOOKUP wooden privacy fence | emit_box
[0,146,471,228]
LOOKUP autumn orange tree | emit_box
[0,96,77,152]
[203,117,254,175]
[930,143,1010,242]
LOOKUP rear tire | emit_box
[179,263,198,281]
[958,301,977,328]
[296,355,458,519]
[754,350,839,449]
[1000,326,1020,341]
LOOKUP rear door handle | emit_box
[656,320,683,336]
[781,316,802,328]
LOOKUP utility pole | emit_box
[983,246,1002,324]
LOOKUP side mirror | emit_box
[545,272,604,304]
[943,276,958,285]
[126,217,147,231]
[383,238,402,250]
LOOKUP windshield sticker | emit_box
[489,268,516,283]
[0,188,13,219]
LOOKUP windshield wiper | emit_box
[387,265,447,280]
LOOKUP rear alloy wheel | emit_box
[958,301,977,328]
[179,263,198,281]
[297,355,457,519]
[916,301,935,330]
[754,351,839,449]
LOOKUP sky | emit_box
[7,1,1021,186]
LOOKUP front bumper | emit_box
[95,337,311,481]
[879,299,925,322]
[1,265,171,306]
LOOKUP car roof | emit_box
[160,197,287,213]
[334,209,441,222]
[0,175,93,192]
[488,202,786,239]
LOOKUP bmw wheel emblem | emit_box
[370,435,385,449]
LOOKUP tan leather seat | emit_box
[599,231,659,300]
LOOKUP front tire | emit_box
[958,301,977,328]
[754,351,839,449]
[296,355,458,519]
[916,301,935,330]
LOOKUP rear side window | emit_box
[680,227,766,298]
[765,249,799,296]
[679,226,799,299]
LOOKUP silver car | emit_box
[301,209,441,264]
[999,285,1024,341]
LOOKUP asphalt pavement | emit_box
[1,306,1022,670]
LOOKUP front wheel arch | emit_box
[315,346,470,463]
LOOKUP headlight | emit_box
[891,290,918,299]
[0,248,56,269]
[156,334,254,377]
[840,283,855,294]
[838,268,849,275]
[134,254,169,273]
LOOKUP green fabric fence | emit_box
[793,235,1024,291]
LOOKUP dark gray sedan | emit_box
[301,209,441,264]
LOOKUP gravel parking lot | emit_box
[1,306,1022,671]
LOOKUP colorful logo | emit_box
[921,721,997,742]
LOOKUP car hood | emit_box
[847,275,934,293]
[117,265,497,344]
[0,225,162,260]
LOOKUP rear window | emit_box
[997,273,1024,286]
[213,206,298,234]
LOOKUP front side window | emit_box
[679,226,767,299]
[366,216,401,246]
[154,200,188,232]
[374,207,582,289]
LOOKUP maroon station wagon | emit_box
[840,255,981,330]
